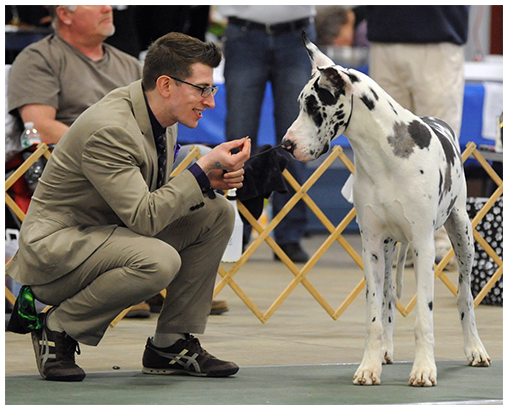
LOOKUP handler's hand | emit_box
[196,137,251,191]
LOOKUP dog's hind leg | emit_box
[444,204,491,367]
[381,238,397,364]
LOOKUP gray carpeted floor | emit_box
[5,360,502,405]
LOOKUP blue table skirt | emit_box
[178,82,490,151]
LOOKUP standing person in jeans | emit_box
[220,6,316,263]
[360,5,469,267]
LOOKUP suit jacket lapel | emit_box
[130,80,159,191]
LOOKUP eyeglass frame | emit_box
[168,76,218,98]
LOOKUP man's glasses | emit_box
[169,76,218,98]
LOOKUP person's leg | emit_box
[270,26,315,259]
[154,194,234,335]
[32,227,182,346]
[408,42,465,267]
[223,24,271,147]
[141,195,239,377]
[223,23,271,245]
[369,43,414,111]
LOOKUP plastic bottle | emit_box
[20,122,41,149]
[20,122,43,192]
[221,188,244,262]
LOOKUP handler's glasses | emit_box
[169,76,219,98]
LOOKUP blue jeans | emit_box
[223,23,316,245]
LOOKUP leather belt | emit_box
[228,16,311,35]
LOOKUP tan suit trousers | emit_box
[32,194,234,346]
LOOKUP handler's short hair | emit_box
[142,32,222,91]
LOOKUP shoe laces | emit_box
[185,334,216,359]
[51,330,81,363]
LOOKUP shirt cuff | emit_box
[188,163,216,199]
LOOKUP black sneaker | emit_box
[142,334,239,377]
[31,311,86,381]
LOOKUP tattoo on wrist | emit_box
[214,161,221,169]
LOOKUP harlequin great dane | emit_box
[282,33,491,387]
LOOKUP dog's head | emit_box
[282,32,354,162]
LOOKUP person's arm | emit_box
[18,104,69,145]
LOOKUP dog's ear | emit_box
[302,31,335,74]
[318,67,352,96]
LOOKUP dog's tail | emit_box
[395,242,409,300]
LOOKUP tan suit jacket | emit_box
[7,80,206,286]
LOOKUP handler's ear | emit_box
[156,75,172,97]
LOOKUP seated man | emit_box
[6,32,251,382]
[7,5,142,144]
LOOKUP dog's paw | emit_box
[353,366,382,386]
[465,346,491,367]
[382,348,394,364]
[408,363,437,387]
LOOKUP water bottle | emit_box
[20,122,44,192]
[20,122,41,149]
[221,188,244,262]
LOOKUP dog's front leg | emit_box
[381,238,397,364]
[353,224,385,385]
[409,236,437,387]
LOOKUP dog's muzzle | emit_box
[281,140,296,156]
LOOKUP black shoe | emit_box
[31,310,86,381]
[142,334,239,377]
[274,242,309,263]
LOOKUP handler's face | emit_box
[167,63,216,129]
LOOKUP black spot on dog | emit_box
[428,301,433,311]
[387,122,415,158]
[438,170,444,198]
[388,316,392,323]
[389,101,398,115]
[305,94,323,127]
[436,132,457,166]
[360,94,375,110]
[408,120,431,149]
[388,301,392,310]
[371,253,379,262]
[319,142,330,157]
[314,82,337,106]
[369,87,379,101]
[347,72,360,83]
[336,111,345,120]
[461,312,465,321]
[333,123,340,137]
[372,317,376,322]
[420,170,424,174]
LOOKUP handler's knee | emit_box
[132,239,182,295]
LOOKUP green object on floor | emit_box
[6,285,41,334]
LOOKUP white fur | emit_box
[282,35,491,387]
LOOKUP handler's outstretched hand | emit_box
[196,137,251,191]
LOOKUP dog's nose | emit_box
[281,140,296,155]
